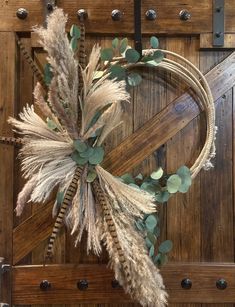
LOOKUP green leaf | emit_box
[149,245,155,257]
[70,37,78,52]
[120,38,128,53]
[89,146,105,165]
[158,253,168,266]
[135,173,143,180]
[125,48,140,63]
[153,50,164,63]
[150,36,159,49]
[112,37,119,49]
[147,231,157,245]
[145,237,152,249]
[44,63,53,85]
[158,240,173,254]
[101,48,113,61]
[70,25,81,39]
[80,147,94,158]
[93,71,104,80]
[109,65,126,80]
[128,183,140,189]
[167,174,182,193]
[154,253,161,265]
[73,140,88,153]
[86,170,97,182]
[56,191,64,205]
[140,182,156,194]
[135,220,145,231]
[127,72,142,86]
[150,167,164,180]
[155,191,170,203]
[71,151,88,165]
[46,118,57,130]
[145,215,158,231]
[120,173,135,184]
[177,166,192,193]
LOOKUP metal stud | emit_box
[77,9,88,21]
[145,9,157,21]
[40,280,51,290]
[16,8,28,20]
[111,9,123,21]
[216,278,227,290]
[111,279,120,288]
[179,9,191,21]
[77,279,88,290]
[181,278,192,289]
[47,3,54,12]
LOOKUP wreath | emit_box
[3,8,216,307]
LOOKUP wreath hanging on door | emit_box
[4,8,216,307]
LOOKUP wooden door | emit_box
[0,1,235,306]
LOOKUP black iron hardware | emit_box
[181,278,192,289]
[145,9,157,21]
[40,280,51,290]
[179,10,191,21]
[16,8,28,20]
[0,258,11,307]
[213,0,224,46]
[77,9,88,21]
[216,278,227,290]
[111,10,123,21]
[134,0,142,56]
[77,279,89,290]
[111,279,121,288]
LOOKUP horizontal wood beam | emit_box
[0,0,220,34]
[12,262,235,304]
[200,33,235,49]
[13,51,235,265]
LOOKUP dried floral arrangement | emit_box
[1,8,217,307]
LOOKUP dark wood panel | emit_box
[12,263,235,305]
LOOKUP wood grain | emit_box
[12,263,235,305]
[0,32,16,305]
[200,33,235,49]
[0,0,225,34]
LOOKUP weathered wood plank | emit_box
[200,33,235,49]
[0,0,215,34]
[12,263,235,305]
[0,32,16,305]
[12,51,235,265]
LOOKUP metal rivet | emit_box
[145,9,157,21]
[216,6,222,13]
[16,8,28,20]
[111,9,123,21]
[40,280,51,290]
[47,3,54,12]
[216,279,227,290]
[77,279,88,290]
[77,9,88,21]
[111,279,120,288]
[215,32,222,38]
[179,10,191,21]
[181,278,192,289]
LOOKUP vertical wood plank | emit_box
[0,32,16,305]
[200,51,234,307]
[166,37,201,307]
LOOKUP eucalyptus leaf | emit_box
[145,237,152,249]
[109,65,126,80]
[70,25,81,39]
[135,220,145,231]
[71,151,88,165]
[86,170,97,183]
[56,191,64,205]
[127,72,142,86]
[120,38,128,53]
[150,167,164,180]
[112,37,119,49]
[89,146,104,165]
[158,240,173,254]
[158,253,168,266]
[47,118,57,130]
[121,173,135,184]
[150,36,159,49]
[154,253,161,265]
[44,63,53,85]
[70,37,78,52]
[80,147,94,158]
[147,231,157,245]
[73,140,88,153]
[128,183,140,189]
[167,174,182,193]
[149,245,155,257]
[101,48,113,61]
[153,50,164,63]
[155,190,170,203]
[125,48,140,63]
[145,215,158,231]
[135,173,143,180]
[177,165,192,193]
[140,182,156,195]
